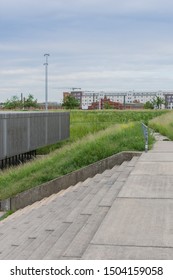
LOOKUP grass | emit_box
[0,109,167,200]
[0,121,154,200]
[149,111,173,140]
[0,210,13,221]
[38,109,167,154]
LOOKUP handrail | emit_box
[141,123,148,152]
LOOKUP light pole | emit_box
[44,53,50,110]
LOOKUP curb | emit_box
[0,151,141,211]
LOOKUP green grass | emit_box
[149,111,173,140]
[0,122,154,200]
[38,109,167,154]
[0,110,167,200]
[0,210,13,221]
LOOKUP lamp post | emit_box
[44,53,50,110]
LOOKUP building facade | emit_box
[63,90,172,109]
[165,93,173,109]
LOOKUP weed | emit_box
[0,110,165,200]
[0,210,13,221]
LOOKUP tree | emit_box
[62,95,80,109]
[24,94,38,109]
[3,94,38,110]
[152,96,165,109]
[3,95,21,109]
[144,101,154,109]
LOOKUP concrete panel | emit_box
[118,175,173,198]
[131,162,173,175]
[91,198,173,248]
[139,152,173,162]
[82,244,173,260]
[151,141,173,152]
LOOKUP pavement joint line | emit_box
[140,161,173,162]
[117,197,173,200]
[89,243,173,250]
[80,213,92,216]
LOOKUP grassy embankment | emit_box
[149,111,173,140]
[0,110,167,200]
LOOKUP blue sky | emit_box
[1,0,173,102]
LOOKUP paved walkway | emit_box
[0,139,173,259]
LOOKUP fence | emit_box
[0,111,70,166]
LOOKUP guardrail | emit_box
[141,123,148,152]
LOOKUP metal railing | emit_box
[141,123,148,152]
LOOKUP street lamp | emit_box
[44,53,50,110]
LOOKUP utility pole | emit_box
[44,53,50,110]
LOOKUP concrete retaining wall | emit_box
[0,151,141,211]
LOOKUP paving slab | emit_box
[151,141,173,152]
[90,198,173,248]
[82,244,173,260]
[118,175,173,199]
[139,152,173,162]
[131,162,173,175]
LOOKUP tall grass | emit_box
[0,122,154,200]
[0,110,166,200]
[149,111,173,140]
[38,109,167,154]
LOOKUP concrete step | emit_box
[0,157,138,259]
[43,214,90,259]
[0,158,133,232]
[63,206,109,258]
[0,177,101,258]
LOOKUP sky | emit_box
[1,0,173,103]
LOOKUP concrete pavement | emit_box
[0,139,173,259]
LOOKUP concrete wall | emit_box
[0,111,70,160]
[0,151,141,211]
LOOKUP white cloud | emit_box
[1,0,173,103]
[1,0,173,19]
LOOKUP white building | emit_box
[80,90,166,109]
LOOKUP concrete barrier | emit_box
[0,151,142,211]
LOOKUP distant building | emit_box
[63,91,83,108]
[63,90,172,110]
[165,93,173,109]
[88,97,124,110]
